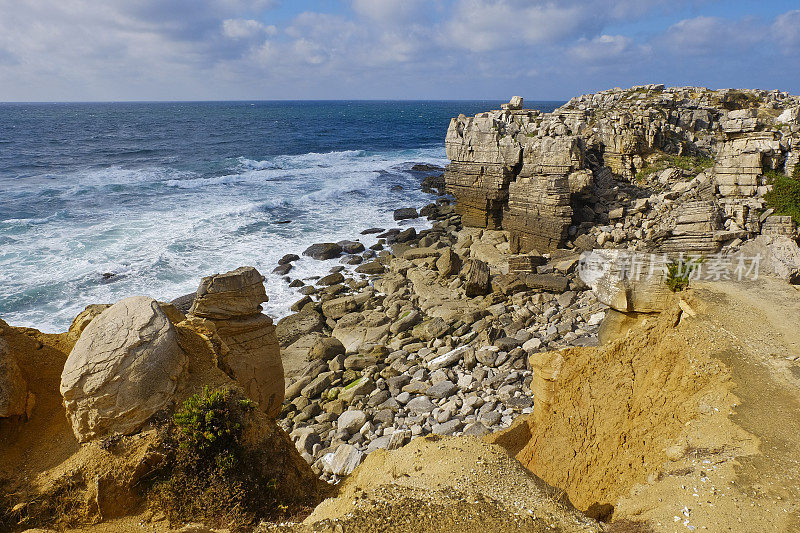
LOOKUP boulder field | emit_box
[1,84,800,532]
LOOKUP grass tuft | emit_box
[764,170,800,225]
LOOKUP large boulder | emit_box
[60,296,189,441]
[740,235,800,283]
[303,242,343,260]
[276,307,326,345]
[188,266,285,417]
[578,249,672,313]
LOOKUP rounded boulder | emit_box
[60,296,188,442]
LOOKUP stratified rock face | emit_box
[60,296,188,441]
[444,109,524,229]
[659,200,724,253]
[444,99,588,251]
[189,266,284,417]
[445,87,800,251]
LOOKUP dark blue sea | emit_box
[0,100,562,331]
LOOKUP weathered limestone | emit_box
[189,266,267,319]
[60,296,189,441]
[188,266,284,417]
[659,200,724,253]
[740,235,800,283]
[713,133,781,197]
[578,250,672,313]
[761,215,796,237]
[444,107,524,229]
[445,86,800,254]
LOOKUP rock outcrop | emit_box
[578,249,672,313]
[60,296,189,441]
[188,266,284,417]
[444,87,800,252]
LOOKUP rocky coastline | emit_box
[2,85,800,532]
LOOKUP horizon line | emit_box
[0,98,569,105]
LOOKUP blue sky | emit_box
[0,0,798,101]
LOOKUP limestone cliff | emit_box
[445,85,800,252]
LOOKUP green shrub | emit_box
[636,153,714,181]
[148,387,287,531]
[172,386,253,472]
[764,172,800,225]
[665,256,704,292]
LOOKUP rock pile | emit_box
[272,203,609,482]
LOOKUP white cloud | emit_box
[0,1,796,101]
[351,0,431,24]
[569,34,639,63]
[222,19,276,39]
[659,15,763,55]
[773,10,800,52]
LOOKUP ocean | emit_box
[0,100,562,332]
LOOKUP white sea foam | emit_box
[0,147,447,332]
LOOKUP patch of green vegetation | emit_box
[764,170,800,225]
[665,256,705,292]
[636,153,714,181]
[343,378,362,390]
[148,387,290,531]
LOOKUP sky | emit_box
[0,0,798,102]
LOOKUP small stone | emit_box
[405,396,435,414]
[279,253,300,265]
[426,380,457,399]
[337,409,368,433]
[432,419,463,435]
[462,421,490,437]
[325,444,363,476]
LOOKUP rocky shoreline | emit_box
[259,196,610,483]
[2,85,800,532]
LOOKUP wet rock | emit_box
[394,207,419,221]
[279,253,300,265]
[303,243,343,260]
[272,264,293,275]
[338,240,366,254]
[361,227,385,235]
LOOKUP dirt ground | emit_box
[611,278,800,532]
